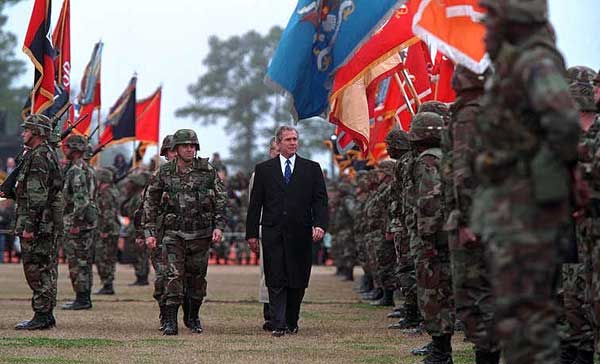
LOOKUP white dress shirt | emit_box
[279,154,296,176]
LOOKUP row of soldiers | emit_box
[330,1,600,363]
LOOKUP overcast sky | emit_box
[5,0,600,167]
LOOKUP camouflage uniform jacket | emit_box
[440,121,456,230]
[333,192,356,235]
[121,189,144,238]
[96,184,121,236]
[415,149,444,239]
[63,158,97,231]
[445,94,481,229]
[402,152,418,239]
[14,142,63,235]
[388,157,406,235]
[366,184,391,234]
[144,158,227,239]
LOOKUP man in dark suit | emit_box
[246,126,328,337]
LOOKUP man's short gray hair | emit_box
[275,126,299,143]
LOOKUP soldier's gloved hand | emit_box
[212,229,223,243]
[247,238,258,253]
[146,236,157,249]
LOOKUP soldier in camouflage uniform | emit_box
[474,1,581,362]
[334,180,357,281]
[94,168,121,295]
[61,135,98,311]
[409,112,454,363]
[144,129,227,335]
[354,171,374,294]
[443,65,500,364]
[360,170,385,301]
[0,115,63,329]
[365,161,397,307]
[122,172,151,286]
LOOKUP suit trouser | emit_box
[267,286,305,330]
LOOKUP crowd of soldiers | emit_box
[329,1,600,363]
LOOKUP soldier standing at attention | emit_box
[0,114,63,330]
[474,0,580,362]
[144,129,227,335]
[61,135,98,311]
[94,168,121,295]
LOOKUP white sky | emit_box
[5,0,600,167]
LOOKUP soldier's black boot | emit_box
[342,267,354,281]
[411,341,433,356]
[356,274,373,293]
[573,350,594,364]
[371,289,394,307]
[475,350,500,364]
[361,287,383,301]
[162,305,179,336]
[182,299,190,328]
[48,310,56,328]
[423,334,453,364]
[95,283,114,295]
[14,312,54,330]
[186,302,203,334]
[560,345,577,364]
[389,303,423,330]
[61,291,92,310]
[158,304,167,331]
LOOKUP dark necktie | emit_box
[284,159,292,184]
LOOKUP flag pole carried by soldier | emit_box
[474,0,581,363]
[143,129,227,336]
[0,114,63,330]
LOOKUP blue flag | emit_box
[266,0,404,120]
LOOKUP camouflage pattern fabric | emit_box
[14,142,63,313]
[95,180,120,286]
[123,188,150,280]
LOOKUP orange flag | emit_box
[135,87,161,143]
[412,0,489,74]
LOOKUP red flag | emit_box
[52,0,70,93]
[75,42,103,134]
[99,76,137,146]
[412,0,489,73]
[331,3,419,102]
[22,0,54,116]
[136,87,161,143]
[431,52,456,103]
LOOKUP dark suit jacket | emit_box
[246,155,328,288]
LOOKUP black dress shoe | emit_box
[286,326,299,334]
[262,321,275,331]
[271,329,286,337]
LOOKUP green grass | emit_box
[0,337,121,349]
[1,357,84,364]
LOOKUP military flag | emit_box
[99,76,137,145]
[266,0,405,120]
[412,0,489,73]
[22,0,55,117]
[135,87,161,143]
[52,0,70,93]
[75,41,103,134]
[430,52,456,103]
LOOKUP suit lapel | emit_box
[288,155,304,189]
[269,157,285,190]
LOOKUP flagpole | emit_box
[393,73,415,116]
[155,144,160,171]
[398,52,422,110]
[132,140,137,170]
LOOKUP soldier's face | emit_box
[594,81,600,104]
[21,128,34,147]
[277,130,298,159]
[177,144,197,162]
[166,150,177,161]
[269,142,279,159]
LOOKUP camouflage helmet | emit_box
[377,160,395,176]
[160,135,175,157]
[408,112,443,142]
[417,101,450,121]
[96,168,114,184]
[48,125,62,146]
[128,172,150,187]
[385,129,410,159]
[21,114,52,137]
[356,170,369,191]
[479,0,548,23]
[64,134,87,152]
[83,144,94,161]
[566,66,597,85]
[451,64,487,93]
[569,82,596,112]
[173,129,200,150]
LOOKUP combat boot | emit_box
[422,334,453,364]
[158,304,167,331]
[388,303,423,330]
[14,312,54,330]
[370,289,394,307]
[560,346,577,364]
[61,291,92,310]
[355,274,373,293]
[95,283,115,295]
[361,287,383,301]
[185,302,203,334]
[341,267,354,281]
[475,350,500,364]
[387,306,405,319]
[573,350,594,364]
[411,341,433,356]
[162,305,179,336]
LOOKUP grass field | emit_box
[0,264,473,363]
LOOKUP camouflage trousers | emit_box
[355,234,371,275]
[364,231,383,288]
[130,236,150,278]
[560,263,594,351]
[150,242,168,304]
[338,230,357,272]
[163,233,210,306]
[409,232,455,336]
[394,232,417,307]
[235,240,252,264]
[64,231,94,293]
[94,234,119,285]
[21,233,58,313]
[581,215,600,352]
[330,233,344,269]
[375,238,398,291]
[448,230,498,352]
